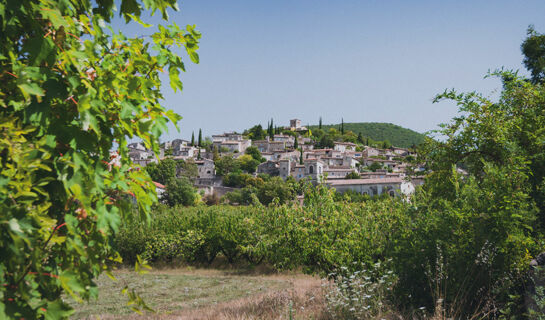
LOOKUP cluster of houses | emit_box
[127,119,424,198]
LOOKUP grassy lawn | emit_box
[71,267,325,319]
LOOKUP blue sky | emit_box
[113,0,545,140]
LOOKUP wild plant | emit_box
[322,261,396,319]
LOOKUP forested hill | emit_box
[309,122,426,148]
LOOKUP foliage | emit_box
[202,192,220,206]
[221,175,298,205]
[393,71,545,317]
[238,154,260,173]
[316,134,334,149]
[245,146,265,162]
[223,172,253,188]
[255,176,296,205]
[323,261,397,319]
[367,162,384,172]
[345,171,360,179]
[522,26,545,84]
[145,159,177,184]
[162,177,197,207]
[246,124,266,140]
[116,185,407,274]
[215,156,240,176]
[177,159,198,181]
[0,0,199,317]
[309,122,425,148]
[145,158,197,184]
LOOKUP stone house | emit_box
[321,157,344,167]
[269,141,286,152]
[195,158,215,179]
[257,161,280,176]
[176,146,198,158]
[271,150,298,161]
[333,142,357,153]
[290,119,302,130]
[273,134,295,147]
[253,138,286,153]
[212,132,243,143]
[252,140,269,153]
[279,159,292,180]
[169,139,190,154]
[303,159,325,182]
[213,139,251,153]
[324,166,357,178]
[292,164,306,180]
[363,146,379,158]
[260,152,274,161]
[392,147,409,156]
[362,158,396,170]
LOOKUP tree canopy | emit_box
[0,0,199,317]
[522,26,545,84]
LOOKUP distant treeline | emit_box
[309,122,425,148]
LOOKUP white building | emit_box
[327,177,411,197]
[333,142,357,153]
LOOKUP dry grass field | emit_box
[71,267,329,320]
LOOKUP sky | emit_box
[112,0,545,141]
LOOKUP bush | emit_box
[162,177,198,206]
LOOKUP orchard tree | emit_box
[0,0,199,317]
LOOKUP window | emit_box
[309,165,314,174]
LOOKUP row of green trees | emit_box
[115,172,540,317]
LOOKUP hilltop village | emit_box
[127,119,425,201]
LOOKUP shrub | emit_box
[162,177,198,206]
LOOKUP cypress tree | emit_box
[299,148,303,165]
[198,129,202,147]
[319,117,322,129]
[191,131,195,146]
[294,135,298,149]
[341,118,345,135]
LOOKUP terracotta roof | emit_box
[153,181,166,189]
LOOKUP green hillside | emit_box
[309,122,426,148]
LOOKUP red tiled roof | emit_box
[153,181,166,189]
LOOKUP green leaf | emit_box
[126,13,153,27]
[8,219,22,233]
[18,83,44,97]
